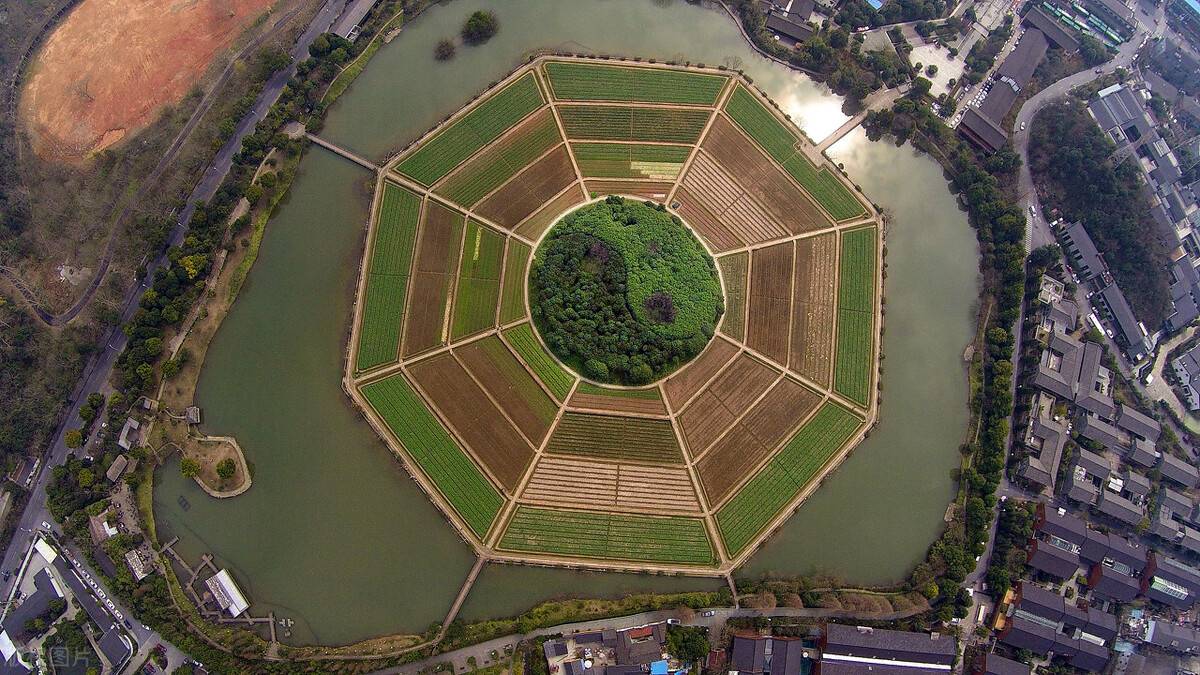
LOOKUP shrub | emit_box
[461,10,499,45]
[435,38,457,61]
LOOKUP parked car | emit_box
[701,610,716,617]
[667,619,681,625]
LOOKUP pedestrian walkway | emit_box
[306,133,380,172]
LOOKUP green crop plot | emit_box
[501,506,715,565]
[357,184,421,371]
[547,412,683,464]
[718,253,748,341]
[503,323,576,401]
[834,227,876,406]
[557,105,712,143]
[544,61,727,105]
[724,86,865,221]
[436,110,562,207]
[451,221,505,340]
[499,240,531,325]
[361,374,503,538]
[396,72,545,186]
[717,401,862,556]
[571,142,691,179]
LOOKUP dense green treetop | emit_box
[530,197,723,385]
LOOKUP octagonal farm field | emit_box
[346,57,884,573]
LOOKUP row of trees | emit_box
[864,87,1027,617]
[1027,100,1171,326]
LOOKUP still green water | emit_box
[153,0,978,646]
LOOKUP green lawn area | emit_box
[571,142,691,179]
[436,110,562,207]
[503,323,576,401]
[501,506,715,565]
[499,240,531,325]
[546,412,682,464]
[361,374,503,538]
[396,72,545,186]
[544,61,727,105]
[451,220,505,339]
[723,86,865,221]
[356,183,421,371]
[716,401,863,556]
[833,227,877,407]
[718,253,748,341]
[557,105,712,143]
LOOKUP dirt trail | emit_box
[20,0,273,162]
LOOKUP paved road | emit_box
[0,0,353,666]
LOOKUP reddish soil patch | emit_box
[20,0,272,162]
[583,180,675,201]
[514,183,586,240]
[408,353,534,492]
[453,337,557,444]
[703,116,831,234]
[662,337,739,411]
[403,200,464,356]
[790,234,837,386]
[477,146,575,228]
[697,378,820,504]
[676,353,777,453]
[747,242,794,365]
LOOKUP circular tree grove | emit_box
[529,196,723,385]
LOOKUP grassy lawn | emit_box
[357,183,422,371]
[396,72,544,185]
[361,374,503,537]
[450,220,505,340]
[500,506,715,565]
[544,61,727,105]
[716,401,862,556]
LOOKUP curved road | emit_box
[0,0,353,671]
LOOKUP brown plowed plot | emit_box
[408,354,534,492]
[523,456,701,515]
[677,354,779,454]
[569,385,668,416]
[515,184,586,240]
[679,153,789,244]
[696,378,821,504]
[672,187,745,253]
[477,146,576,228]
[747,242,795,365]
[584,180,675,201]
[403,201,465,356]
[454,337,558,445]
[20,0,272,161]
[546,413,683,464]
[702,116,831,234]
[663,337,740,410]
[790,234,837,386]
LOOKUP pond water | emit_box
[153,0,979,646]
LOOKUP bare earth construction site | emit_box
[344,56,884,574]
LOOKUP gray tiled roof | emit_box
[983,654,1030,675]
[1028,540,1082,579]
[1069,639,1111,672]
[1074,447,1111,479]
[1154,554,1200,593]
[1100,284,1145,354]
[1115,404,1161,442]
[1090,565,1141,601]
[1128,437,1159,468]
[1148,620,1200,653]
[1022,6,1080,50]
[1097,490,1145,526]
[1160,452,1199,487]
[1017,582,1066,622]
[1000,616,1056,653]
[1037,505,1088,544]
[823,625,956,665]
[1162,487,1192,515]
[1121,468,1152,496]
[1079,414,1123,452]
[1061,221,1108,283]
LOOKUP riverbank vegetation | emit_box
[530,198,722,385]
[1027,100,1170,326]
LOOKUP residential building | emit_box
[1172,340,1200,410]
[729,636,805,675]
[1160,452,1200,488]
[958,28,1051,153]
[820,624,956,673]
